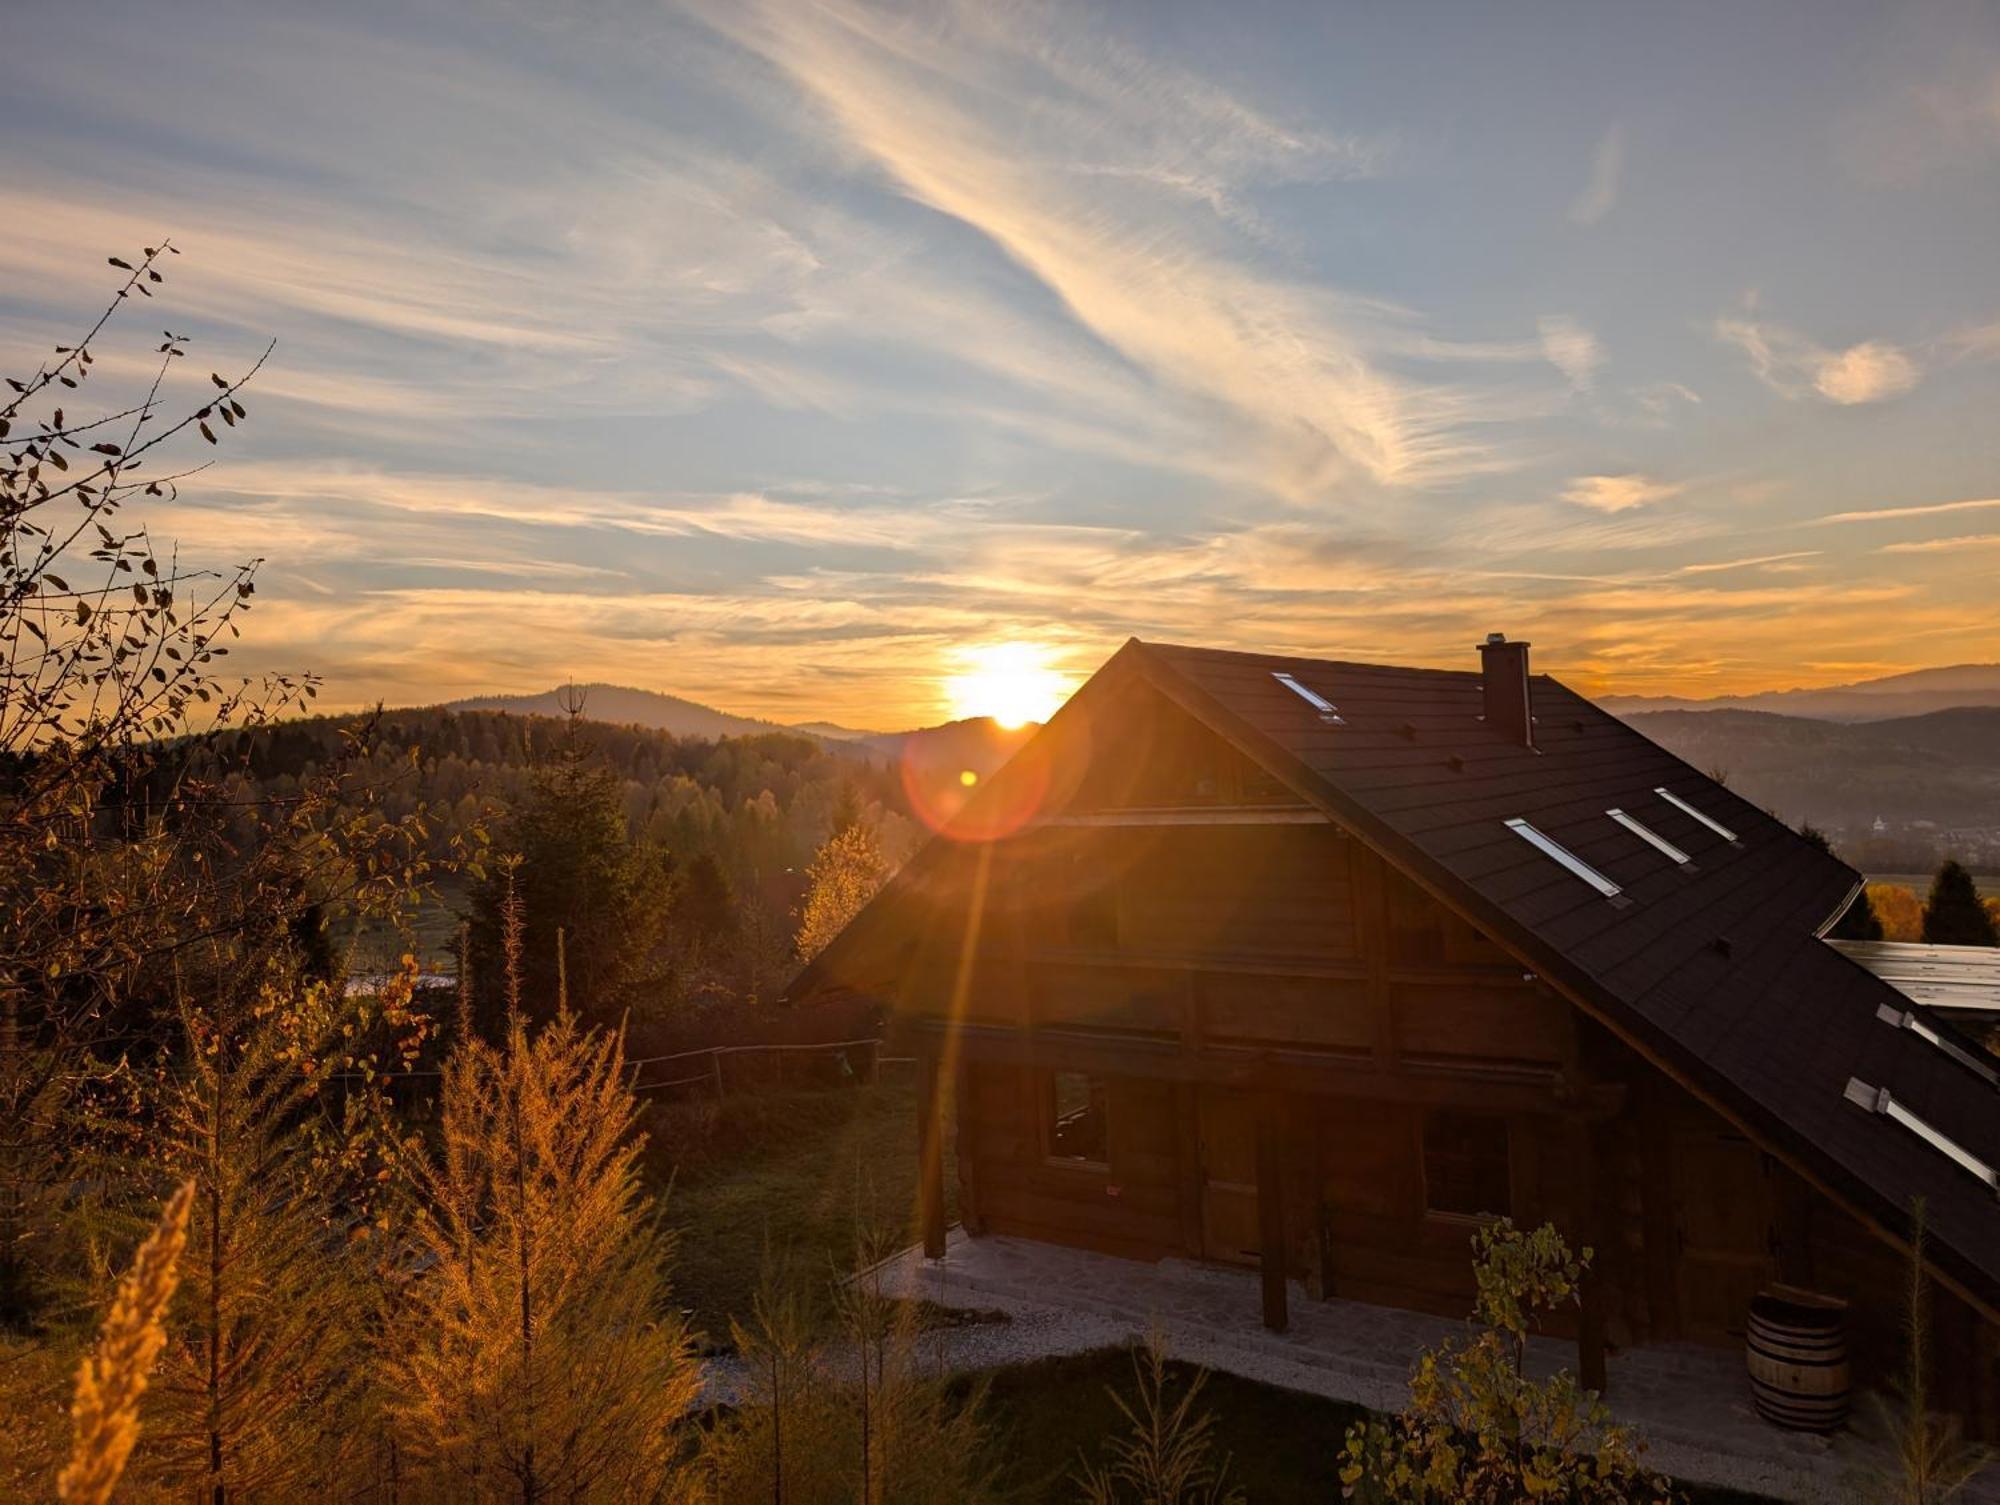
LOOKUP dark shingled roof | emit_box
[1127,639,2000,1312]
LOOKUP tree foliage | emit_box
[385,1002,700,1500]
[466,704,671,1034]
[702,1243,996,1505]
[1339,1220,1680,1504]
[1922,861,1998,947]
[795,822,889,963]
[1870,883,1925,943]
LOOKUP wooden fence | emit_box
[629,1036,887,1099]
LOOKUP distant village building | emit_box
[790,636,2000,1437]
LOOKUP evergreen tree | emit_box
[467,707,670,1033]
[1922,860,1999,947]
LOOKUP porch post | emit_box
[919,1050,947,1259]
[1256,1092,1288,1333]
[1572,1118,1608,1393]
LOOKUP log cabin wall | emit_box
[878,697,1998,1431]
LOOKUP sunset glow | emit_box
[1,3,1997,728]
[944,644,1071,729]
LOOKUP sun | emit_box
[943,642,1070,729]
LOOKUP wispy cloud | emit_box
[1715,313,1919,404]
[1816,496,2000,524]
[1538,316,1602,391]
[694,0,1528,492]
[1880,532,2000,553]
[1568,124,1624,226]
[1676,551,1820,575]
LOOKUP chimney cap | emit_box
[1479,632,1530,649]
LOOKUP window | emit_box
[1273,671,1344,724]
[1504,818,1622,897]
[1607,807,1691,866]
[1423,1111,1512,1218]
[1653,787,1738,843]
[1047,1071,1110,1167]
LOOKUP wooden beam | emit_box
[1257,1092,1288,1333]
[909,1019,1613,1115]
[1034,805,1326,828]
[919,1052,947,1259]
[1571,1118,1608,1394]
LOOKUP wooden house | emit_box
[787,637,2000,1432]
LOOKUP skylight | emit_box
[1272,671,1343,724]
[1874,1003,1999,1087]
[1504,818,1622,898]
[1653,787,1738,843]
[1844,1078,1999,1191]
[1606,808,1691,866]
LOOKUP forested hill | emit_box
[1624,705,2000,869]
[442,683,862,742]
[211,705,920,918]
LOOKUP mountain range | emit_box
[1595,664,2000,721]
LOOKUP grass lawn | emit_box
[972,1347,1775,1504]
[649,1073,952,1345]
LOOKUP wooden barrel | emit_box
[1746,1284,1850,1432]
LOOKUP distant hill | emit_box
[442,683,877,743]
[437,683,1048,773]
[1598,664,2000,721]
[1623,705,2000,869]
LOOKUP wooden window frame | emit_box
[1041,1068,1112,1173]
[1418,1108,1515,1225]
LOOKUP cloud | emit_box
[1675,551,1820,575]
[1880,532,2000,553]
[1560,473,1684,513]
[1568,124,1624,226]
[1715,314,1919,404]
[693,0,1521,491]
[1538,316,1602,391]
[1810,340,1919,404]
[1815,496,2000,525]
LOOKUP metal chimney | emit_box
[1478,632,1534,748]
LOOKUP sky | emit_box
[5,0,2000,729]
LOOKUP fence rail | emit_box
[629,1036,884,1098]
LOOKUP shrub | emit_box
[1339,1220,1680,1503]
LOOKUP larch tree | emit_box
[136,960,419,1501]
[384,1000,700,1501]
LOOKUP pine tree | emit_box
[1922,861,1999,947]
